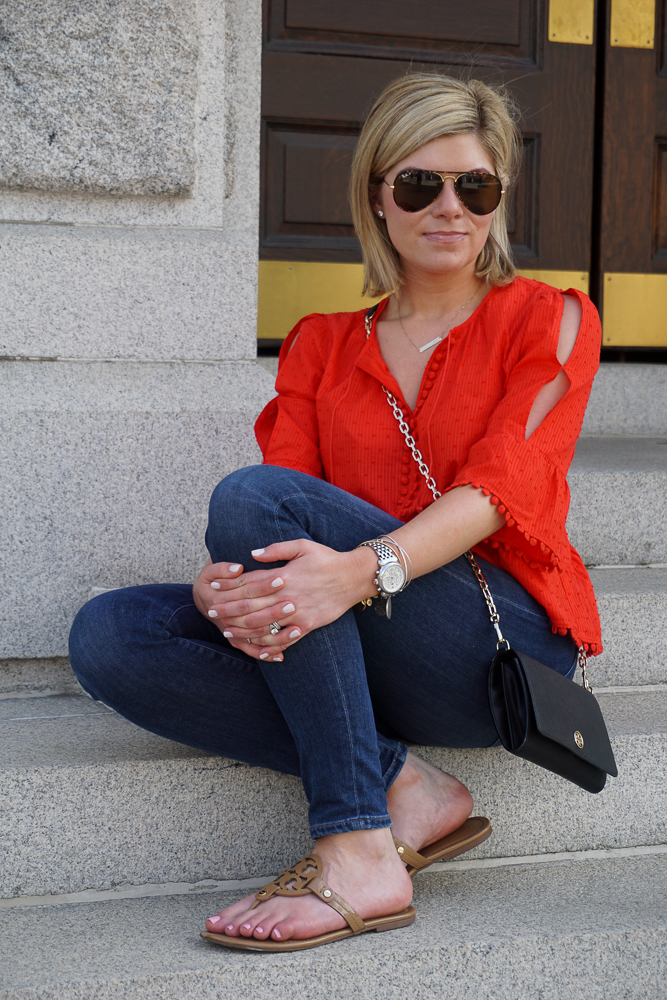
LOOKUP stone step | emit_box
[588,567,667,686]
[567,436,667,565]
[1,514,664,704]
[0,359,274,662]
[1,854,665,999]
[583,364,667,436]
[1,690,664,899]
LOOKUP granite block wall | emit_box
[0,0,271,672]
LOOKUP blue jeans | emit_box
[69,465,577,840]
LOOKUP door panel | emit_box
[599,0,667,345]
[281,0,525,48]
[261,1,597,274]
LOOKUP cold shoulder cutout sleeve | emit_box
[445,287,600,573]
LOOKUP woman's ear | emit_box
[369,191,385,219]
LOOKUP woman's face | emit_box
[375,133,498,281]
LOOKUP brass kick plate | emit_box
[548,0,595,44]
[610,0,655,49]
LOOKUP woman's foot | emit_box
[386,751,474,854]
[204,827,413,943]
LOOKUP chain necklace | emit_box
[396,285,482,354]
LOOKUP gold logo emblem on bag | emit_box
[574,731,584,749]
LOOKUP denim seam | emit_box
[309,814,393,839]
[381,741,408,792]
[271,491,391,827]
[162,602,197,631]
[321,623,362,818]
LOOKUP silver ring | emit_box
[269,621,282,635]
[246,638,252,644]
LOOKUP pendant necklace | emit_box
[397,286,481,354]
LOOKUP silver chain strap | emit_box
[381,382,592,689]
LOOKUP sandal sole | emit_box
[405,816,492,877]
[201,906,416,952]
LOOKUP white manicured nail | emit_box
[251,548,265,556]
[272,657,282,662]
[223,631,233,638]
[282,603,295,614]
[208,610,218,618]
[210,581,221,590]
[289,629,300,639]
[260,653,269,659]
[271,577,283,588]
[229,564,241,573]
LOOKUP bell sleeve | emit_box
[445,287,601,572]
[254,314,329,479]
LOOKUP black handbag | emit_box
[373,319,619,794]
[488,646,618,793]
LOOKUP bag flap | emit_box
[514,650,618,777]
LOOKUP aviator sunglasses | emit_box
[385,169,504,216]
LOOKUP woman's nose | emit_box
[432,177,463,217]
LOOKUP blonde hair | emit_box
[350,73,522,297]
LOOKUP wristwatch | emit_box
[359,540,406,619]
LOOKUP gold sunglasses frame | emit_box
[384,170,505,214]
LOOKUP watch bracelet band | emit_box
[379,534,413,586]
[357,539,409,599]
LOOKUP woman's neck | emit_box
[390,266,484,322]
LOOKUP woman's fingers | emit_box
[209,568,286,599]
[250,540,310,563]
[208,596,297,628]
[208,562,243,590]
[227,638,285,662]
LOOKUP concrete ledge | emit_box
[0,658,82,699]
[590,568,667,686]
[0,691,664,897]
[1,856,665,999]
[583,365,667,436]
[0,360,274,658]
[0,227,259,360]
[0,0,261,234]
[567,437,667,565]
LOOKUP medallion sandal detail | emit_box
[200,855,416,952]
[394,817,492,877]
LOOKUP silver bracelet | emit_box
[379,535,413,587]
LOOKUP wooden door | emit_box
[597,0,667,348]
[258,1,601,342]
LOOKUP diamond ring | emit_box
[269,621,282,635]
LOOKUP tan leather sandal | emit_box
[393,816,492,877]
[200,853,415,952]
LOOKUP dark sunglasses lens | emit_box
[455,173,502,215]
[392,171,442,212]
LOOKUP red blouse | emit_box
[255,276,603,654]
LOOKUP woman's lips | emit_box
[423,231,467,243]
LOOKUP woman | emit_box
[69,74,602,952]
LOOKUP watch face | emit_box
[378,562,405,594]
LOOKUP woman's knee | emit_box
[206,465,312,559]
[68,585,173,702]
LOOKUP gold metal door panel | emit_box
[258,261,588,341]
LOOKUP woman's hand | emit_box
[193,560,291,662]
[195,541,378,662]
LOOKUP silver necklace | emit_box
[396,286,481,354]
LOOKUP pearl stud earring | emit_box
[377,210,384,218]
